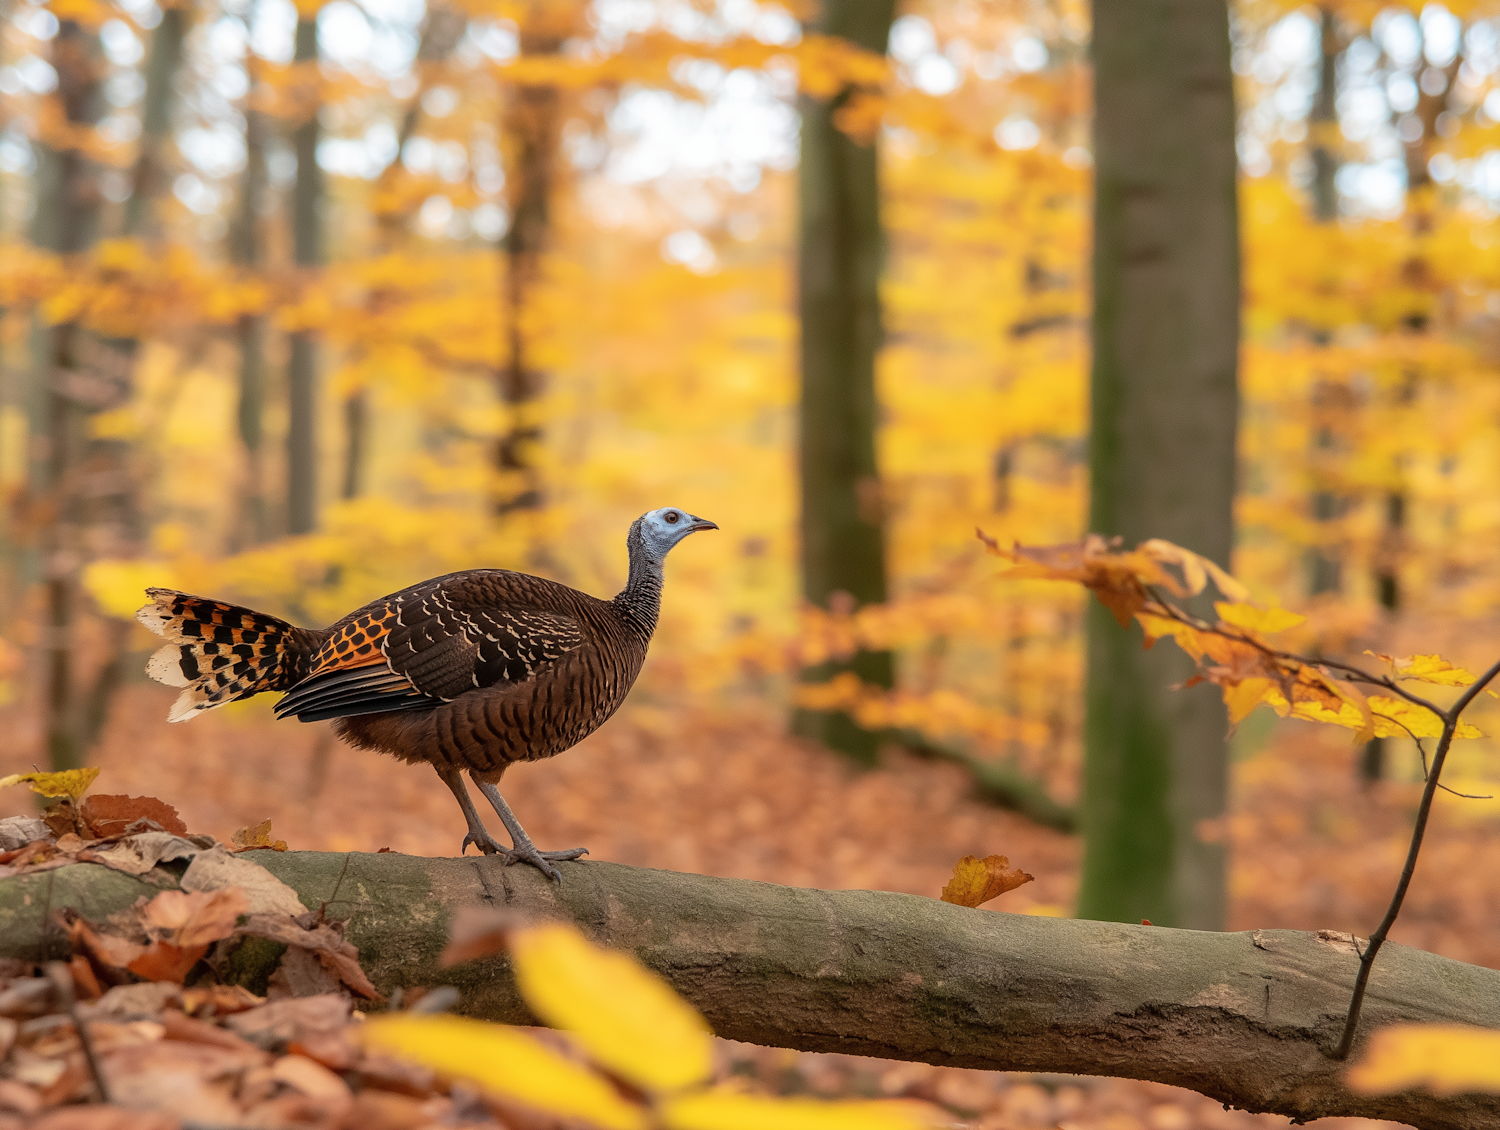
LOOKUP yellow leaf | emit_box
[231,818,288,852]
[1378,652,1477,687]
[1214,602,1306,636]
[0,768,100,800]
[509,922,713,1093]
[1346,1023,1500,1096]
[359,1014,646,1130]
[662,1091,939,1130]
[1223,678,1274,726]
[939,854,1034,907]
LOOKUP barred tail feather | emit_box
[137,588,305,723]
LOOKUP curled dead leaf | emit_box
[231,819,288,853]
[939,854,1035,908]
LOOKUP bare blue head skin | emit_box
[617,506,718,636]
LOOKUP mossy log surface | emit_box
[0,852,1495,1129]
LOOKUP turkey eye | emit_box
[665,512,679,523]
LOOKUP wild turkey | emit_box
[137,507,717,880]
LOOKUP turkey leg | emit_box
[470,772,588,882]
[435,766,509,857]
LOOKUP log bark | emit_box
[1,854,1496,1129]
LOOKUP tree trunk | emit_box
[286,17,322,536]
[1084,0,1239,929]
[233,28,270,546]
[1309,7,1339,224]
[30,20,105,771]
[495,24,562,517]
[4,855,1500,1130]
[792,0,896,767]
[123,5,185,239]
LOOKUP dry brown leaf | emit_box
[80,795,189,839]
[226,994,352,1050]
[439,905,521,967]
[940,854,1035,908]
[178,984,264,1017]
[138,888,248,948]
[159,1009,262,1053]
[60,911,146,973]
[125,943,208,985]
[231,818,288,853]
[237,914,380,1000]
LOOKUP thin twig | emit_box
[1335,654,1500,1059]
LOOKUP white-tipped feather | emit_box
[147,644,190,688]
[166,690,203,723]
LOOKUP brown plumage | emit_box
[138,507,717,879]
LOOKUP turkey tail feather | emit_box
[136,588,314,722]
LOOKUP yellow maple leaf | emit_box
[359,1014,646,1130]
[509,921,713,1093]
[1223,678,1275,726]
[1346,1023,1500,1096]
[1214,602,1306,636]
[0,767,100,800]
[939,854,1035,907]
[1366,652,1477,687]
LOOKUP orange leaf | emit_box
[232,818,288,852]
[140,887,248,947]
[940,854,1034,908]
[1223,678,1274,726]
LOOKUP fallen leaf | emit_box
[0,816,50,851]
[60,911,146,973]
[267,945,342,999]
[439,905,520,967]
[360,1013,647,1130]
[125,942,208,984]
[180,847,306,917]
[178,984,264,1017]
[226,994,352,1050]
[231,819,288,853]
[80,795,189,839]
[0,768,100,800]
[940,854,1035,907]
[139,888,248,948]
[159,1009,262,1053]
[84,832,202,877]
[31,1107,180,1130]
[509,921,714,1092]
[1346,1022,1500,1095]
[237,914,379,1000]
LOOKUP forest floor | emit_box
[4,685,1494,1130]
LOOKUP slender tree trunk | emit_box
[791,0,896,767]
[1082,0,1239,929]
[1309,8,1339,224]
[286,17,322,536]
[233,32,269,545]
[31,21,105,771]
[495,30,561,517]
[123,6,185,239]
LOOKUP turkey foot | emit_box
[500,843,589,882]
[472,774,587,882]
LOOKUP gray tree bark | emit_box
[2,855,1498,1129]
[792,0,896,766]
[30,20,106,771]
[286,16,323,536]
[1083,0,1240,929]
[232,27,270,547]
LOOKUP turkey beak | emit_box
[689,517,719,533]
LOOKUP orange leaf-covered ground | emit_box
[5,686,1493,1129]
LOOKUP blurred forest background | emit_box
[2,0,1500,1121]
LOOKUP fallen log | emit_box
[0,852,1495,1130]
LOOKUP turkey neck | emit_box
[613,531,663,640]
